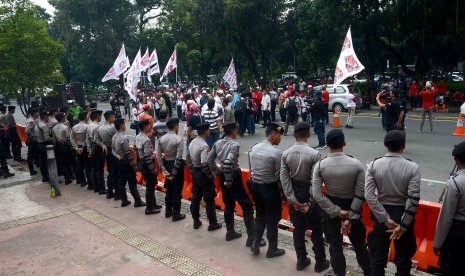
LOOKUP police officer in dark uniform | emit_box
[135,119,162,215]
[365,130,421,275]
[281,121,329,271]
[186,122,222,231]
[86,110,104,193]
[25,108,39,176]
[207,122,255,243]
[376,90,405,132]
[35,111,52,182]
[0,118,12,178]
[248,122,285,257]
[4,106,24,161]
[313,129,370,276]
[433,141,465,276]
[95,110,118,199]
[52,112,74,184]
[156,117,186,221]
[71,112,92,189]
[112,118,146,208]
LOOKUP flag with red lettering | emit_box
[160,49,177,81]
[334,27,365,85]
[139,48,150,72]
[102,44,130,82]
[223,58,238,90]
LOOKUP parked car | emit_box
[447,71,464,82]
[313,84,363,112]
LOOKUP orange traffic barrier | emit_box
[332,109,340,128]
[453,113,465,136]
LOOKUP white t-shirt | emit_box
[261,94,271,111]
[346,93,356,108]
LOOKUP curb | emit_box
[334,112,457,121]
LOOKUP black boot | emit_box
[193,220,202,229]
[266,241,285,258]
[121,200,131,207]
[207,223,222,231]
[172,213,186,222]
[225,211,242,241]
[314,259,330,273]
[250,233,261,255]
[296,257,311,271]
[134,201,146,208]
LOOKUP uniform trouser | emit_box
[56,143,74,181]
[38,143,49,179]
[246,114,255,135]
[219,168,254,234]
[177,105,182,119]
[116,159,142,203]
[190,169,218,224]
[0,140,8,175]
[420,107,433,131]
[105,147,118,196]
[324,103,329,123]
[288,180,326,262]
[438,220,465,276]
[76,148,92,187]
[139,164,158,210]
[270,101,277,122]
[301,111,308,123]
[250,181,281,243]
[346,107,355,127]
[325,196,370,276]
[9,128,21,159]
[163,160,184,214]
[262,110,271,126]
[235,112,246,136]
[93,148,106,192]
[255,106,262,123]
[2,134,11,158]
[368,205,416,276]
[26,139,39,171]
[314,119,326,147]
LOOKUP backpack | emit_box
[247,99,258,115]
[288,97,298,117]
[235,99,247,113]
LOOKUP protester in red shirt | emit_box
[453,91,464,106]
[321,85,330,124]
[409,80,418,109]
[418,81,437,132]
[438,80,448,95]
[252,89,263,123]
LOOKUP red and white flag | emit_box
[147,49,160,83]
[160,49,177,81]
[334,27,365,85]
[124,49,142,98]
[102,44,130,82]
[139,48,151,72]
[223,58,238,90]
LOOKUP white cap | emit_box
[426,81,432,89]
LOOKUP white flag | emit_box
[160,49,177,81]
[223,58,238,90]
[139,48,151,72]
[334,27,365,85]
[149,48,159,67]
[147,49,160,83]
[102,44,130,82]
[124,49,142,98]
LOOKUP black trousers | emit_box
[0,139,8,175]
[255,105,262,123]
[37,143,49,179]
[262,110,271,127]
[93,148,106,192]
[438,220,465,276]
[190,169,218,224]
[163,160,184,214]
[2,133,11,158]
[219,168,254,234]
[76,147,92,187]
[270,101,277,122]
[324,103,329,123]
[116,159,142,203]
[250,181,281,243]
[279,107,287,122]
[56,143,74,182]
[288,180,326,262]
[26,139,39,172]
[176,105,182,119]
[104,147,117,196]
[140,164,158,210]
[325,196,370,276]
[235,112,246,136]
[368,205,417,276]
[9,128,21,159]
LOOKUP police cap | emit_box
[384,130,406,150]
[166,118,180,129]
[138,119,151,129]
[294,122,311,134]
[266,122,284,135]
[78,112,88,121]
[195,122,210,132]
[452,141,465,157]
[104,110,115,120]
[326,129,345,148]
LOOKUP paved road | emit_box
[12,102,461,202]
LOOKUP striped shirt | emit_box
[201,109,219,131]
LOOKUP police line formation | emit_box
[0,100,464,276]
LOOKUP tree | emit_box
[135,0,165,36]
[0,0,64,116]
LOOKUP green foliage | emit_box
[447,82,465,92]
[0,0,64,99]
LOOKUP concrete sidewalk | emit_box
[0,177,429,275]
